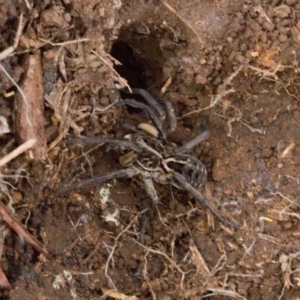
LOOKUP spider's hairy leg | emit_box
[127,88,177,133]
[130,88,177,133]
[164,154,207,189]
[131,88,166,119]
[67,137,141,153]
[56,169,138,193]
[175,154,207,188]
[175,130,211,154]
[174,173,240,230]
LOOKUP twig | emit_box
[0,139,36,167]
[23,0,32,10]
[0,201,49,256]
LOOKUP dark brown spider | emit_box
[57,89,239,230]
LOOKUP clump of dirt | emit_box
[1,0,300,299]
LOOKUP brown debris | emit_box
[13,51,47,160]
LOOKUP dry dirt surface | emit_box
[1,0,300,299]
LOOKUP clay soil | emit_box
[1,0,300,299]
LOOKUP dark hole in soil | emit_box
[110,23,165,90]
[110,27,166,120]
[110,41,147,88]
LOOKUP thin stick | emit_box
[38,37,90,46]
[0,201,49,255]
[0,139,36,167]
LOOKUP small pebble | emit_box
[283,221,292,230]
[262,21,275,31]
[223,189,232,195]
[278,33,288,43]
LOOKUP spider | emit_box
[57,89,238,230]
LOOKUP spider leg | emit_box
[67,137,141,153]
[56,168,138,193]
[174,172,240,230]
[131,88,166,119]
[174,154,207,188]
[175,130,211,154]
[115,99,166,140]
[130,88,177,133]
[164,154,207,188]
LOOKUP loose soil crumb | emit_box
[1,0,300,299]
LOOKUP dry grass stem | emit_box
[91,50,131,92]
[133,239,187,289]
[38,37,90,46]
[247,63,281,81]
[104,212,146,290]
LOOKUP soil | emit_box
[1,0,300,299]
